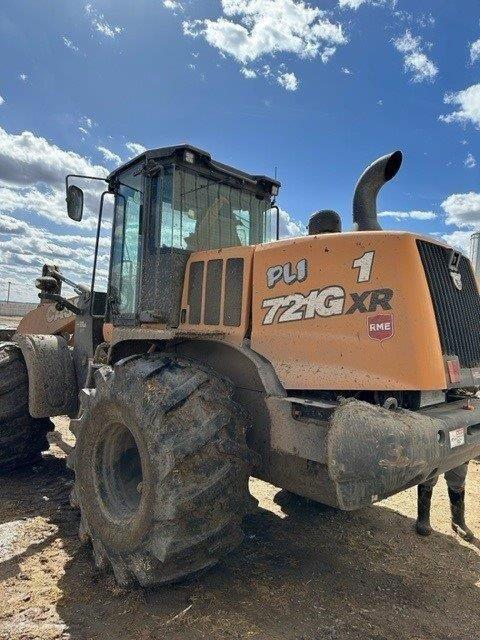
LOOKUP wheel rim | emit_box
[95,422,143,521]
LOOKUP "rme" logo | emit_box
[367,313,394,342]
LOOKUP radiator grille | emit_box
[417,240,480,368]
[187,261,204,324]
[185,257,244,327]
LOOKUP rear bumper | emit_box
[326,397,480,510]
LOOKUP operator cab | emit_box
[103,145,280,327]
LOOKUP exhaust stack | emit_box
[353,150,403,231]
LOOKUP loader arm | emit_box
[16,300,76,337]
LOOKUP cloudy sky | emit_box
[0,0,479,301]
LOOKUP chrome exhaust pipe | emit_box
[353,150,403,231]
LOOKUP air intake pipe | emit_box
[308,210,342,235]
[352,150,403,231]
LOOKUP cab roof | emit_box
[107,144,281,194]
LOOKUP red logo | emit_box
[367,313,394,342]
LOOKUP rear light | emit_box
[446,356,461,384]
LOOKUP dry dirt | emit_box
[0,318,22,331]
[1,417,480,640]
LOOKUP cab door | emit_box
[109,164,144,324]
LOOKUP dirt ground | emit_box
[0,317,22,332]
[1,417,480,640]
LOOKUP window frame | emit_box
[107,162,146,325]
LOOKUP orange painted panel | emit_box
[179,245,255,344]
[250,231,447,391]
[16,301,75,336]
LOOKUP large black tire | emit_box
[0,342,53,473]
[69,354,252,587]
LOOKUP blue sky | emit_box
[0,0,479,300]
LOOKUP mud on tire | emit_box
[69,354,253,587]
[0,341,53,473]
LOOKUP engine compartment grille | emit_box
[417,240,480,368]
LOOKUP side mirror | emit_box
[66,185,84,221]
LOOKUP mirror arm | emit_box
[65,173,108,191]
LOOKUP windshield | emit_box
[151,166,274,251]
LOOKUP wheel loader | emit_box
[2,144,480,587]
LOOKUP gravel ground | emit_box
[0,317,22,331]
[1,416,480,640]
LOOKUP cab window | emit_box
[151,166,273,251]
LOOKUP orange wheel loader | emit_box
[1,144,480,587]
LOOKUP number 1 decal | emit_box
[352,251,375,283]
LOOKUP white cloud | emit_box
[464,152,476,169]
[125,142,147,157]
[0,127,106,189]
[417,13,435,28]
[97,146,122,164]
[62,36,79,52]
[241,67,257,78]
[85,3,123,39]
[182,0,347,65]
[80,116,94,129]
[341,66,351,74]
[320,46,336,64]
[441,230,473,255]
[392,30,438,83]
[393,9,412,22]
[441,192,480,229]
[440,83,480,129]
[338,0,392,10]
[0,96,4,106]
[0,126,115,302]
[470,38,480,64]
[278,208,306,237]
[78,117,95,137]
[19,74,28,82]
[338,0,368,9]
[163,0,184,11]
[0,186,69,223]
[277,71,299,91]
[0,213,112,301]
[0,126,107,231]
[402,52,438,82]
[0,213,28,235]
[260,64,272,77]
[379,210,437,221]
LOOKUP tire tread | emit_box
[0,342,53,473]
[71,354,252,587]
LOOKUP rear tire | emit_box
[0,342,53,473]
[69,354,252,587]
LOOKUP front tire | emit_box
[0,342,53,473]
[69,354,252,587]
